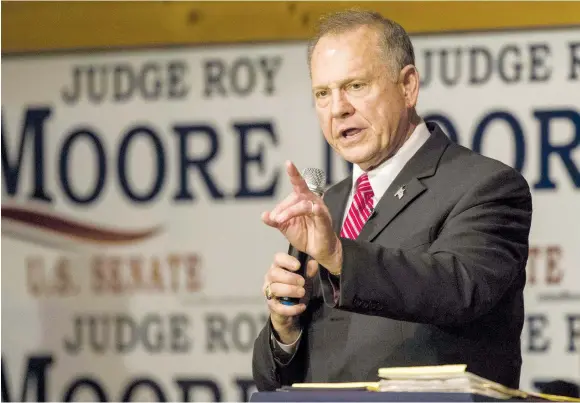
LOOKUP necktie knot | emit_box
[356,173,374,203]
[340,173,375,240]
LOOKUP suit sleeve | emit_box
[252,319,308,391]
[319,167,532,326]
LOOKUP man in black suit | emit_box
[252,9,532,391]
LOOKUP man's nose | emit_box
[331,91,354,119]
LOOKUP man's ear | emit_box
[399,65,420,108]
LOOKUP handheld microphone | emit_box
[279,167,327,306]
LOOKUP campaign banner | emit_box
[2,27,579,401]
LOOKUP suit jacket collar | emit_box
[326,122,451,240]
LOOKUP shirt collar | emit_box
[351,120,431,200]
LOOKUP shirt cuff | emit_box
[327,269,341,304]
[271,329,303,354]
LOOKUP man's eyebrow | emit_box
[312,84,329,91]
[312,77,364,91]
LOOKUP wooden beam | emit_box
[3,1,580,54]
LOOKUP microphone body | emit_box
[279,246,309,306]
[278,167,326,307]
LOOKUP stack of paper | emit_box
[373,365,511,399]
[290,365,580,401]
[375,364,579,401]
[288,381,378,390]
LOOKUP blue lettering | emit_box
[1,107,53,202]
[234,122,280,198]
[1,354,53,402]
[118,126,166,202]
[172,125,225,201]
[121,378,166,402]
[534,109,580,189]
[59,128,107,204]
[175,379,221,402]
[234,378,256,403]
[63,377,108,402]
[473,110,526,172]
[1,353,254,401]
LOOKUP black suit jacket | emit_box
[252,122,532,391]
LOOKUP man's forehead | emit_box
[310,33,382,86]
[314,27,379,54]
[312,30,381,68]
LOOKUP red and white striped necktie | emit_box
[341,173,375,239]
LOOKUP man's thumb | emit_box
[306,259,319,278]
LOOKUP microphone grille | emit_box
[301,168,327,196]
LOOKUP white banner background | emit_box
[2,27,579,401]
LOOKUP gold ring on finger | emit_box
[265,283,274,300]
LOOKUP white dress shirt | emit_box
[274,121,431,354]
[342,120,431,225]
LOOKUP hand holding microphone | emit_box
[261,161,343,318]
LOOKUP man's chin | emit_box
[342,156,372,171]
[339,146,367,162]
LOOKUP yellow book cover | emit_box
[290,382,379,389]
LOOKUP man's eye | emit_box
[315,90,328,98]
[350,83,365,90]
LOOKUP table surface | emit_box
[250,390,517,402]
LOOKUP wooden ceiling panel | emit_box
[2,1,580,54]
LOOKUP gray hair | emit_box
[307,9,415,78]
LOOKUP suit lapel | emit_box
[357,178,426,241]
[324,178,352,235]
[358,123,451,242]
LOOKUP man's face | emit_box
[310,26,413,171]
